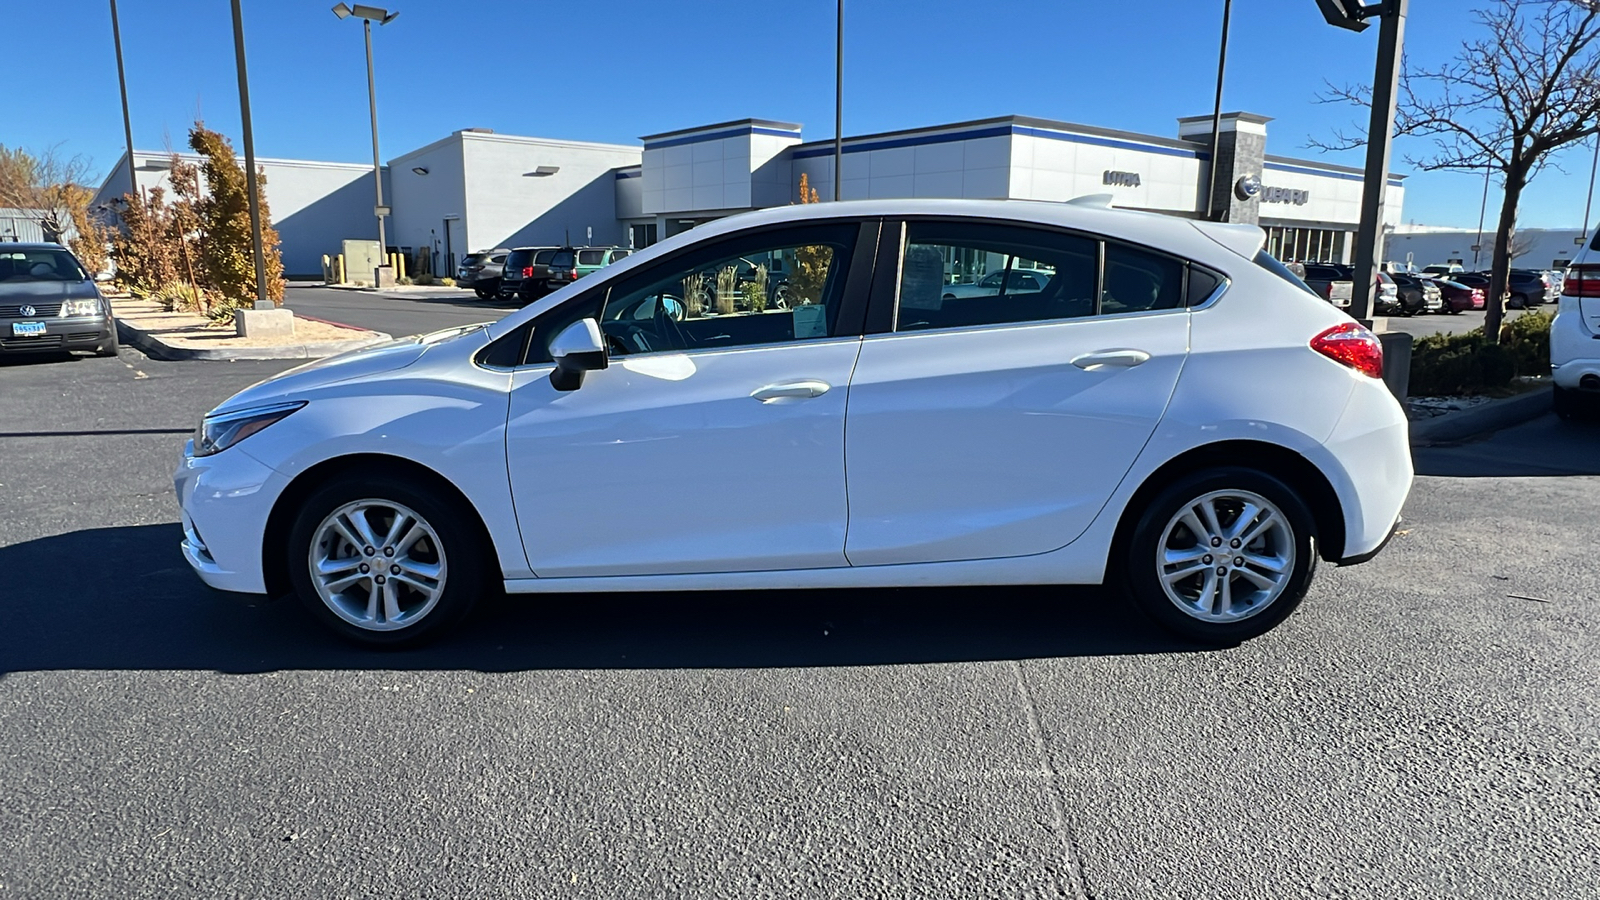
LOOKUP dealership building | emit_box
[96,111,1405,278]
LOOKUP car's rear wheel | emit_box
[474,285,495,300]
[1553,385,1595,422]
[287,475,485,646]
[1121,468,1318,645]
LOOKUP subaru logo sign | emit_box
[19,305,36,317]
[1234,175,1262,201]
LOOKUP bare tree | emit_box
[0,144,96,245]
[1317,0,1600,339]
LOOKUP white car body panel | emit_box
[174,198,1413,611]
[843,311,1189,566]
[1553,234,1600,391]
[505,339,863,577]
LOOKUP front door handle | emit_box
[1071,349,1151,370]
[750,380,832,402]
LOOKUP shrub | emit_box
[1499,310,1552,377]
[1410,327,1518,395]
[439,277,455,287]
[412,272,434,286]
[151,280,205,313]
[396,275,413,286]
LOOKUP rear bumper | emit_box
[0,317,114,353]
[1337,515,1400,566]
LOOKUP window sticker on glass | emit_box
[793,304,826,338]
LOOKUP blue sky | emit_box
[7,0,1598,229]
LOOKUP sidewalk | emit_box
[111,296,391,361]
[324,283,471,301]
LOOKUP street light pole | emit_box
[229,0,271,309]
[1347,0,1408,324]
[334,4,398,271]
[1204,0,1233,221]
[1581,133,1599,243]
[834,0,843,202]
[363,17,387,255]
[1474,164,1492,269]
[109,0,137,198]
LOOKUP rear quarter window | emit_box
[1254,250,1321,299]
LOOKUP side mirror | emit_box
[548,317,608,392]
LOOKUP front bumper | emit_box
[0,317,114,353]
[174,439,287,594]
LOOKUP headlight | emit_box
[194,401,306,457]
[60,298,102,317]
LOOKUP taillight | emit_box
[1564,264,1600,298]
[521,266,534,277]
[1310,322,1383,379]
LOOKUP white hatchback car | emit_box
[175,199,1412,647]
[1553,231,1600,419]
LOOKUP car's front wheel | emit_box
[287,475,485,646]
[1121,468,1318,645]
[474,285,495,300]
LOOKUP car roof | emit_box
[0,242,69,251]
[647,198,1262,274]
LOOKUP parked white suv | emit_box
[1553,231,1600,419]
[175,199,1412,648]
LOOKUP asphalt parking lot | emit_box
[2,302,1597,899]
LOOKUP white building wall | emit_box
[92,151,381,277]
[1386,227,1584,271]
[614,169,644,221]
[459,134,640,250]
[643,126,800,215]
[1009,133,1204,210]
[1258,161,1406,230]
[387,136,469,271]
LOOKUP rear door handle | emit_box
[1071,349,1151,370]
[750,380,831,402]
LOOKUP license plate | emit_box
[11,322,46,337]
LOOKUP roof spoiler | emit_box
[1191,220,1266,260]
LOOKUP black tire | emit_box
[1553,385,1594,422]
[286,473,487,647]
[1120,467,1319,645]
[94,328,119,357]
[474,285,495,300]
[1509,292,1529,310]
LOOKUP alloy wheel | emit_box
[1156,489,1294,623]
[309,499,447,632]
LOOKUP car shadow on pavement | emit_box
[1412,414,1600,477]
[0,524,1201,675]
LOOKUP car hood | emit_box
[0,280,100,303]
[209,323,489,416]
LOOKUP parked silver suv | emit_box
[456,248,509,300]
[0,243,118,359]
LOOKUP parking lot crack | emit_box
[1011,659,1091,900]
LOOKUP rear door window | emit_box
[551,250,576,269]
[534,249,557,265]
[578,249,606,266]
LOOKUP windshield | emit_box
[0,248,88,282]
[1253,250,1321,299]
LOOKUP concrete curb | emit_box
[115,317,392,362]
[1409,387,1551,445]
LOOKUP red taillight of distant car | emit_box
[1564,264,1600,298]
[1310,322,1384,379]
[1471,288,1485,307]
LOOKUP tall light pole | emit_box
[1204,0,1233,221]
[230,0,271,309]
[1474,164,1492,270]
[109,0,138,199]
[834,0,843,202]
[333,3,399,266]
[1317,0,1408,324]
[1581,133,1599,245]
